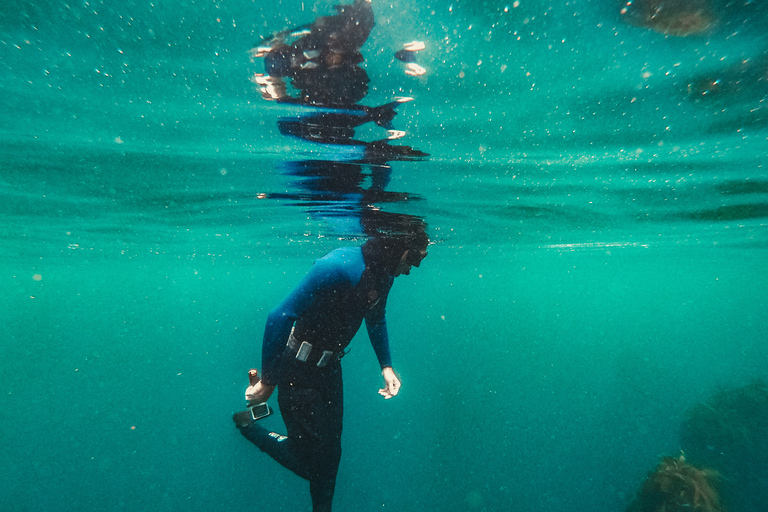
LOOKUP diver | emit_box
[233,213,429,512]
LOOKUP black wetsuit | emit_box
[238,246,394,512]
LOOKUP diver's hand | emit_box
[378,367,401,399]
[246,381,275,404]
[245,371,275,405]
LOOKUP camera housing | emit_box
[249,402,272,421]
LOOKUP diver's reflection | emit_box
[249,0,374,106]
[270,158,420,236]
[249,0,427,237]
[271,110,426,235]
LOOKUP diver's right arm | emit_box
[258,255,348,386]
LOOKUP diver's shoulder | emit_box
[321,246,363,265]
[315,246,364,279]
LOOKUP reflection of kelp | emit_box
[619,0,715,36]
[626,455,725,512]
[680,381,768,512]
[620,0,768,38]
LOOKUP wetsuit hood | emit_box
[361,232,429,276]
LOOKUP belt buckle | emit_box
[316,350,334,367]
[295,341,312,362]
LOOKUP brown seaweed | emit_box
[626,454,725,512]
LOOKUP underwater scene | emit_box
[2,0,767,511]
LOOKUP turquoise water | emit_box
[2,1,767,511]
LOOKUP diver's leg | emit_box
[237,369,344,511]
[307,369,343,512]
[237,406,312,480]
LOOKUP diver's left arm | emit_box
[366,306,401,399]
